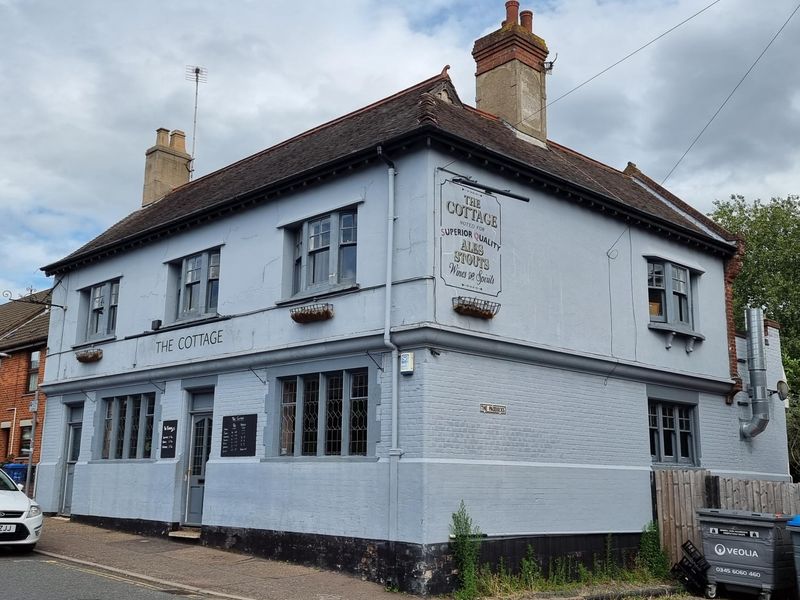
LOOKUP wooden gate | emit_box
[653,469,800,564]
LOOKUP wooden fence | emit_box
[653,469,800,564]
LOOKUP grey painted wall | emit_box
[36,145,790,547]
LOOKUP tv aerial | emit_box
[185,65,208,179]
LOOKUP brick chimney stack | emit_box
[472,1,550,143]
[142,128,191,207]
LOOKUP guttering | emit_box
[377,145,402,543]
[741,308,770,438]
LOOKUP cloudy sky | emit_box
[1,0,798,299]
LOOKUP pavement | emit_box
[36,518,699,600]
[36,517,403,600]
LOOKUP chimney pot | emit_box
[504,0,520,26]
[520,10,533,32]
[155,127,170,147]
[169,130,187,153]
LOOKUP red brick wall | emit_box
[0,346,47,463]
[724,239,745,404]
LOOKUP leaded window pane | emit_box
[100,393,155,460]
[144,396,155,458]
[302,376,319,455]
[349,371,368,456]
[280,380,297,456]
[325,373,343,455]
[191,419,206,475]
[115,398,128,459]
[128,399,141,458]
[102,401,113,459]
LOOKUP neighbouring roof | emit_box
[0,290,51,352]
[43,73,736,276]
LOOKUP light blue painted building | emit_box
[35,4,789,593]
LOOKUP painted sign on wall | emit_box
[440,181,501,296]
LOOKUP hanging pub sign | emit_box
[440,181,501,296]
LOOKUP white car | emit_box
[0,468,42,552]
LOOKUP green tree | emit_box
[710,194,800,478]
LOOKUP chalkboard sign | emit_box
[220,414,257,457]
[160,420,178,459]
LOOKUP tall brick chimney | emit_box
[472,1,549,143]
[142,128,191,207]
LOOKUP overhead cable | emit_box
[514,0,724,129]
[661,2,800,184]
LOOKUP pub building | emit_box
[35,3,789,594]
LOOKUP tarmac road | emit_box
[0,552,208,600]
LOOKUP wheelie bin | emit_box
[697,508,795,600]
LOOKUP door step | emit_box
[168,527,201,543]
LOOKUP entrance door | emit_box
[61,404,83,515]
[184,412,213,525]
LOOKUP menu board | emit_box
[220,414,257,457]
[160,420,178,459]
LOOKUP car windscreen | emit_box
[0,468,18,491]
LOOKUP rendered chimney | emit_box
[472,1,549,142]
[142,128,191,207]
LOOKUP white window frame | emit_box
[290,209,358,296]
[647,259,695,329]
[100,393,156,460]
[648,399,697,465]
[27,350,40,392]
[81,279,120,342]
[171,248,221,321]
[19,425,32,455]
[278,369,370,457]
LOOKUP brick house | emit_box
[34,3,789,594]
[0,290,50,468]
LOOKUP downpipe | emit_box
[741,307,770,439]
[378,146,402,542]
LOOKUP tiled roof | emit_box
[43,73,735,275]
[0,290,51,351]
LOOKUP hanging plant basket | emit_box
[452,296,500,319]
[75,348,103,363]
[290,303,334,324]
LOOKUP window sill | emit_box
[651,463,700,470]
[276,283,360,307]
[262,455,377,463]
[88,459,158,464]
[72,335,116,350]
[648,322,705,353]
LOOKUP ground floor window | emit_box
[101,393,156,459]
[19,426,32,455]
[649,400,696,465]
[279,369,369,457]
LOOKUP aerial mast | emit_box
[184,65,208,180]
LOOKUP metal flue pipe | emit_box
[741,308,770,439]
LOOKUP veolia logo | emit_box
[714,543,758,558]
